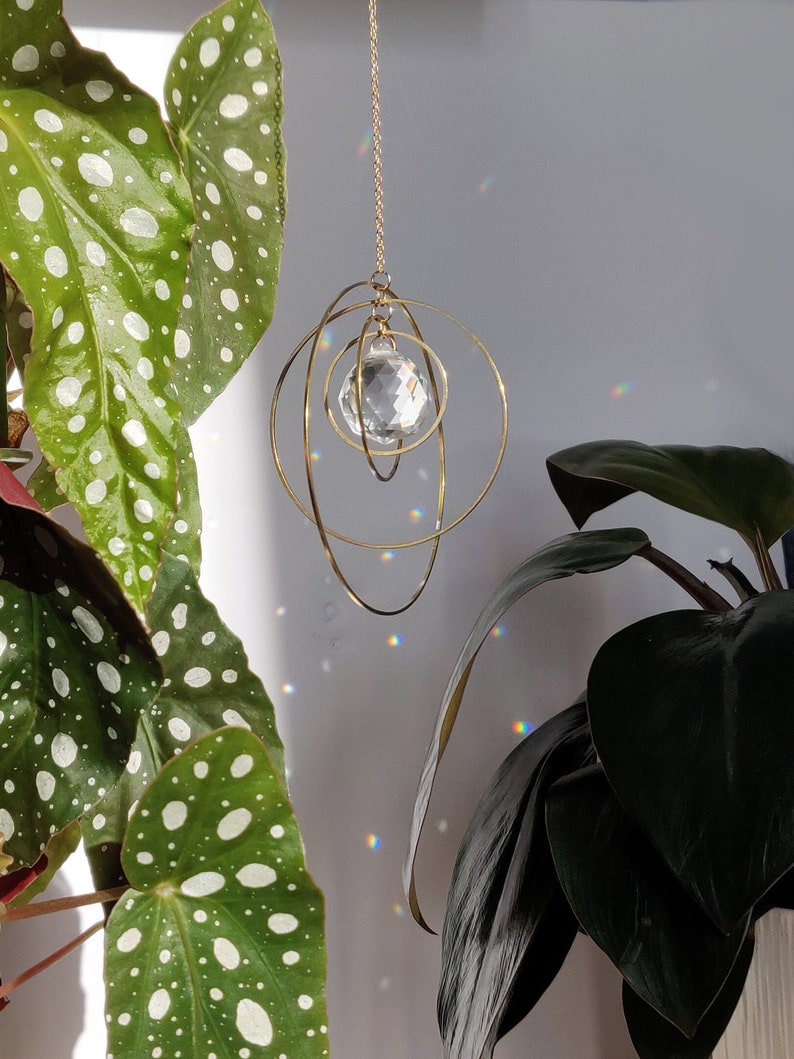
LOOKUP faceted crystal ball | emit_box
[338,336,431,444]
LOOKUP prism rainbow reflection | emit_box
[513,720,532,735]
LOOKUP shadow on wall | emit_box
[1,873,86,1057]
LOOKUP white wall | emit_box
[4,2,794,1057]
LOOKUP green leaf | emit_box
[587,591,794,932]
[0,0,194,612]
[165,0,285,424]
[404,527,651,929]
[164,422,202,573]
[547,441,794,549]
[26,456,67,511]
[0,465,160,867]
[84,552,285,889]
[3,271,33,376]
[546,764,750,1038]
[105,728,328,1058]
[622,934,755,1059]
[4,820,81,908]
[439,700,594,1059]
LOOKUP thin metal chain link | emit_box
[368,0,386,276]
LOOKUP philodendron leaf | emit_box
[547,441,794,549]
[546,764,750,1038]
[84,552,284,890]
[588,591,794,932]
[0,464,160,867]
[405,527,651,929]
[0,0,194,612]
[165,0,285,424]
[105,728,328,1059]
[622,934,755,1059]
[439,700,594,1059]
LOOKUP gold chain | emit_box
[368,0,387,277]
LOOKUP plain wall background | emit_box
[4,1,794,1056]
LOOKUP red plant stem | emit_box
[1,885,128,923]
[0,920,104,1001]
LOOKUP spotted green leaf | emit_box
[84,552,284,888]
[165,0,285,424]
[26,456,67,511]
[105,728,328,1059]
[164,422,202,573]
[3,270,33,376]
[0,0,194,612]
[0,467,160,867]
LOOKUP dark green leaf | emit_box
[439,700,594,1059]
[105,728,328,1058]
[165,0,285,424]
[588,591,794,932]
[547,764,749,1037]
[85,552,285,889]
[0,466,160,866]
[26,456,67,511]
[622,933,754,1059]
[0,0,194,611]
[547,441,794,548]
[405,528,651,928]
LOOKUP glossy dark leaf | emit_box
[439,700,595,1059]
[0,465,160,867]
[405,527,651,929]
[588,591,794,932]
[622,932,755,1059]
[547,441,794,548]
[546,765,750,1037]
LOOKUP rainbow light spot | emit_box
[490,625,508,639]
[281,683,295,695]
[275,606,286,617]
[392,903,406,918]
[388,634,404,647]
[358,131,373,158]
[409,507,424,523]
[513,720,533,735]
[611,380,635,398]
[478,174,496,194]
[318,326,333,352]
[310,450,321,462]
[367,834,381,850]
[380,550,396,562]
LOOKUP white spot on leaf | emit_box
[97,661,121,693]
[230,754,254,779]
[223,147,253,173]
[162,800,188,831]
[73,606,103,643]
[120,208,159,238]
[78,153,113,188]
[122,312,149,341]
[217,808,252,841]
[199,37,221,67]
[116,927,142,952]
[219,94,248,119]
[236,999,272,1047]
[122,420,147,447]
[55,377,81,407]
[12,45,39,72]
[36,770,56,801]
[18,186,44,222]
[181,871,225,897]
[236,863,276,889]
[34,109,63,133]
[86,80,113,102]
[268,912,299,934]
[85,479,107,505]
[213,937,241,970]
[44,246,68,278]
[148,988,171,1021]
[134,499,154,524]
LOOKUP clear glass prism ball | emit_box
[338,336,431,444]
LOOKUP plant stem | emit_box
[1,884,128,922]
[707,558,759,603]
[642,545,733,612]
[753,526,784,592]
[0,920,104,1002]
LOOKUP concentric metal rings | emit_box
[270,278,507,614]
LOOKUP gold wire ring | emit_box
[269,280,507,612]
[323,329,449,458]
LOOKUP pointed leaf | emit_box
[0,467,160,866]
[547,764,750,1037]
[622,933,755,1059]
[547,441,794,548]
[405,528,651,928]
[0,0,194,611]
[588,591,794,932]
[439,700,594,1059]
[105,727,328,1058]
[3,821,81,908]
[84,552,285,889]
[165,0,285,424]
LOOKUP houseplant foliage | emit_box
[406,440,794,1059]
[0,0,329,1055]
